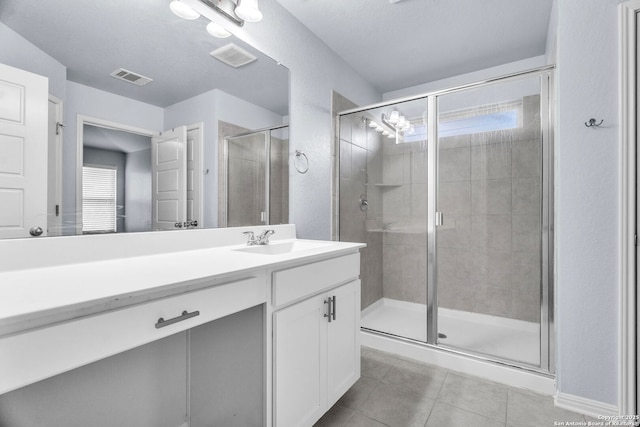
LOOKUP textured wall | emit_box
[555,0,622,406]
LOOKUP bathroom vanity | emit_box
[0,225,364,427]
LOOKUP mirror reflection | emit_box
[0,0,289,239]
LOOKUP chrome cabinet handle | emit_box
[324,298,332,323]
[155,310,200,329]
[324,296,336,322]
[174,222,183,228]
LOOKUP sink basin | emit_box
[234,240,332,255]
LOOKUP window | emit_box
[82,165,117,233]
[402,101,521,143]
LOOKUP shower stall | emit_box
[336,67,554,373]
[221,125,289,227]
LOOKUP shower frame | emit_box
[335,65,556,375]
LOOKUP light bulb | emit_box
[389,109,400,124]
[368,120,378,128]
[170,0,200,20]
[207,21,231,38]
[235,0,263,22]
[382,130,390,136]
[397,116,406,129]
[375,125,384,132]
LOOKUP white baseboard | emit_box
[555,392,618,418]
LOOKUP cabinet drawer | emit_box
[0,274,266,395]
[272,253,360,308]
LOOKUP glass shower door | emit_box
[339,98,429,343]
[434,74,550,368]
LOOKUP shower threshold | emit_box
[361,298,540,366]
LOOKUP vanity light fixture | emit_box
[234,0,263,22]
[207,21,232,38]
[171,0,264,40]
[170,0,201,20]
[381,108,416,144]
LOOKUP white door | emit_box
[186,124,203,228]
[152,126,187,231]
[326,280,361,407]
[274,293,327,427]
[0,63,48,239]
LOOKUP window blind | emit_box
[82,165,117,233]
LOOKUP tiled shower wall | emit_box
[226,132,266,227]
[436,95,542,322]
[269,136,289,225]
[379,129,428,306]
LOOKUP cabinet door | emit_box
[326,280,361,407]
[274,293,327,427]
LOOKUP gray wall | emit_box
[0,22,66,100]
[125,148,152,232]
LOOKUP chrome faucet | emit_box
[243,229,275,246]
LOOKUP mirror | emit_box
[0,0,289,239]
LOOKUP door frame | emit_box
[618,0,639,416]
[48,95,63,236]
[75,115,156,235]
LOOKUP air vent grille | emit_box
[210,44,257,68]
[109,68,153,86]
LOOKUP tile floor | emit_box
[314,347,591,427]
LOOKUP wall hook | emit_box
[585,118,604,128]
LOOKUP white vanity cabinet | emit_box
[272,254,361,427]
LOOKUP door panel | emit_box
[0,63,48,238]
[152,127,187,231]
[326,280,360,407]
[274,294,327,427]
[435,75,544,367]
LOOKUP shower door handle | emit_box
[436,212,444,226]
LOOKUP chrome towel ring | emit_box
[294,150,309,174]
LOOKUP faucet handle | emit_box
[243,231,256,245]
[257,229,275,244]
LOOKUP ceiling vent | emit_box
[210,44,257,68]
[109,68,153,86]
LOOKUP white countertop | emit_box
[0,238,364,337]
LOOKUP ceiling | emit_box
[275,0,554,94]
[0,0,289,114]
[84,126,151,154]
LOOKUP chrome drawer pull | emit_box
[155,310,200,329]
[331,296,336,321]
